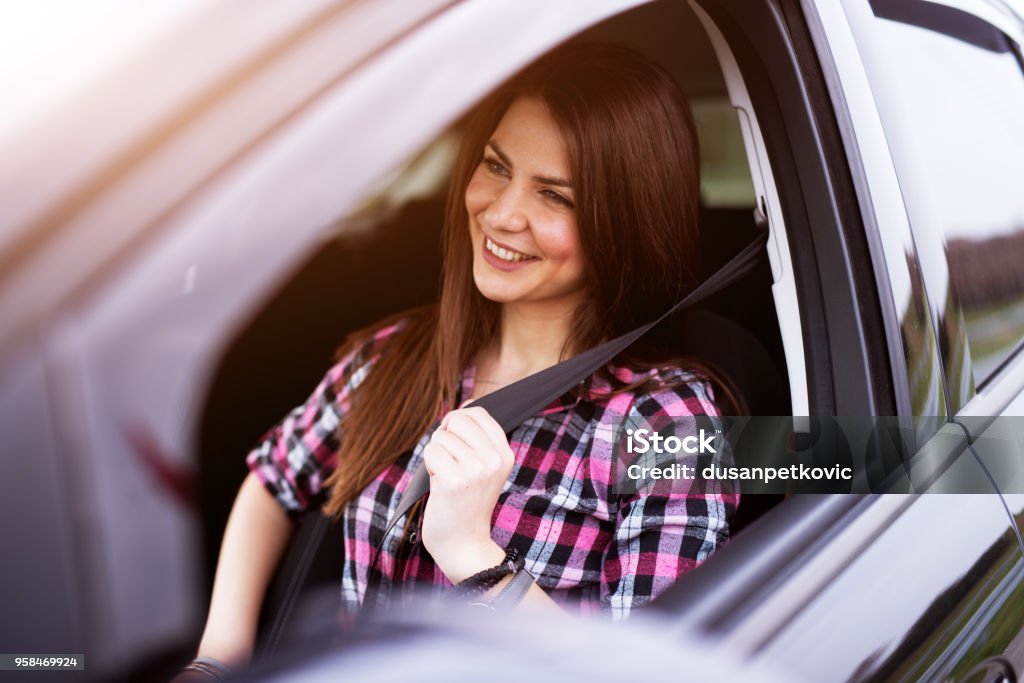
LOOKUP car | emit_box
[2,0,1023,681]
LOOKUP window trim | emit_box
[868,0,1019,52]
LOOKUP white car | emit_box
[2,1,1024,681]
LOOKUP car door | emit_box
[0,1,461,675]
[0,0,658,677]
[656,0,1024,680]
[775,0,1024,678]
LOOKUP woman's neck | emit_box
[477,302,577,385]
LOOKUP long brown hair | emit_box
[323,43,738,517]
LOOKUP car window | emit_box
[842,0,1024,409]
[199,0,788,584]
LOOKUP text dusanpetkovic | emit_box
[627,463,853,482]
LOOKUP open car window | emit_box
[198,0,787,562]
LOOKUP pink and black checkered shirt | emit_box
[247,320,737,620]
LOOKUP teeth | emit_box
[486,237,533,263]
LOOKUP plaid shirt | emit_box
[247,320,737,620]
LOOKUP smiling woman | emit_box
[185,42,738,676]
[468,98,586,314]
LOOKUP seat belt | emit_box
[382,231,769,535]
[262,230,767,646]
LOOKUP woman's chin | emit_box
[474,284,523,304]
[472,268,527,303]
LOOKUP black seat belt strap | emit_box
[382,231,768,538]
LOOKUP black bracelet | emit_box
[181,657,232,680]
[450,547,523,600]
[480,564,535,610]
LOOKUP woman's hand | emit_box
[420,406,515,583]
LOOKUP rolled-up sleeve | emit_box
[245,322,402,515]
[599,376,738,620]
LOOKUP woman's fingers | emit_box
[440,410,500,463]
[456,407,514,465]
[444,407,507,452]
[428,428,474,466]
[422,436,459,478]
[430,407,515,483]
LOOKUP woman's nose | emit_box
[482,184,528,233]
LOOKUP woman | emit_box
[182,42,738,679]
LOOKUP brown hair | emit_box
[323,43,739,517]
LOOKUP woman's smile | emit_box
[482,235,539,270]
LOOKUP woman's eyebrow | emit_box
[487,140,573,189]
[487,141,513,169]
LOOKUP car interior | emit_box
[196,0,793,595]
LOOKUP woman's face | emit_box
[465,97,586,312]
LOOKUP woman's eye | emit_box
[482,158,509,177]
[542,189,574,208]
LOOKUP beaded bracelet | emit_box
[450,546,523,600]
